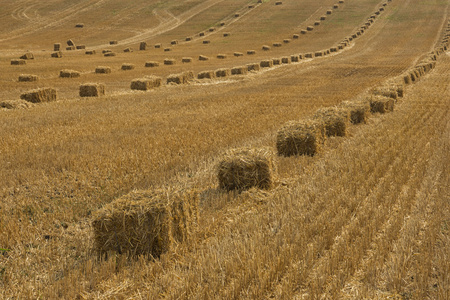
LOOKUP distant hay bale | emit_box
[92,189,199,257]
[75,23,84,28]
[164,48,171,52]
[123,47,133,52]
[60,69,81,78]
[260,60,273,68]
[307,26,314,31]
[154,43,162,48]
[320,16,327,21]
[215,68,231,78]
[20,53,34,60]
[182,57,193,63]
[0,100,34,110]
[275,1,283,5]
[145,61,159,67]
[369,96,395,113]
[79,83,105,97]
[372,86,398,100]
[293,34,299,39]
[203,40,210,44]
[209,27,216,32]
[283,39,291,44]
[198,70,215,79]
[217,147,276,191]
[291,55,299,62]
[109,40,118,45]
[231,66,248,75]
[104,52,116,57]
[339,100,370,124]
[139,42,147,50]
[301,29,307,34]
[170,40,178,45]
[66,46,75,50]
[199,32,205,37]
[338,45,344,50]
[234,13,240,17]
[167,71,194,84]
[298,54,304,59]
[217,54,227,59]
[220,22,225,26]
[102,49,112,54]
[223,33,230,37]
[185,36,193,42]
[199,55,209,61]
[273,42,282,47]
[95,66,111,74]
[330,47,337,52]
[234,52,244,57]
[327,10,332,14]
[20,87,57,103]
[85,50,96,55]
[305,53,313,58]
[281,57,291,64]
[51,51,62,58]
[314,21,321,26]
[403,74,412,84]
[272,58,281,65]
[276,120,325,157]
[18,74,39,82]
[131,76,162,90]
[248,4,255,8]
[54,43,61,51]
[247,50,256,55]
[121,63,135,70]
[315,51,323,57]
[262,45,271,51]
[76,45,86,50]
[313,107,350,137]
[247,63,260,72]
[333,4,339,8]
[67,39,75,47]
[164,59,176,65]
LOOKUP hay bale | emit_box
[67,39,75,47]
[198,70,215,79]
[339,100,370,124]
[123,47,133,52]
[281,57,291,64]
[327,10,332,14]
[283,39,291,44]
[199,32,205,37]
[275,1,283,5]
[199,55,209,61]
[369,96,395,113]
[330,47,337,52]
[247,63,260,72]
[314,21,321,26]
[0,100,33,110]
[315,51,323,57]
[262,45,271,51]
[131,76,162,90]
[75,23,84,28]
[85,50,96,55]
[403,74,412,84]
[121,63,135,70]
[320,16,327,21]
[217,54,227,59]
[66,46,76,50]
[104,52,116,57]
[203,40,210,44]
[273,42,282,47]
[76,45,86,50]
[234,52,244,57]
[164,59,176,65]
[293,34,299,39]
[54,43,61,51]
[110,40,118,45]
[209,27,216,32]
[307,26,314,31]
[231,66,248,75]
[139,42,147,50]
[223,33,230,37]
[333,4,339,8]
[305,53,313,58]
[167,71,194,84]
[260,60,273,68]
[234,13,240,17]
[372,86,398,100]
[301,29,307,34]
[18,74,39,82]
[220,22,225,26]
[313,107,350,137]
[20,88,57,103]
[20,53,34,60]
[154,43,162,48]
[276,120,325,157]
[95,67,111,74]
[291,55,300,62]
[102,50,112,54]
[217,147,276,191]
[164,48,171,52]
[247,50,256,55]
[170,40,178,45]
[182,57,193,63]
[145,61,160,67]
[272,58,281,65]
[60,69,81,78]
[51,51,62,58]
[79,83,105,97]
[92,189,199,257]
[248,5,255,8]
[11,52,26,65]
[215,68,231,78]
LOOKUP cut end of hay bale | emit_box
[60,69,81,78]
[313,106,350,137]
[131,76,162,90]
[276,120,325,157]
[92,189,199,258]
[95,66,111,74]
[54,43,61,51]
[20,88,57,103]
[217,147,276,191]
[18,74,39,82]
[79,83,105,97]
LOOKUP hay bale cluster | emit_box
[20,88,57,103]
[217,147,276,191]
[131,76,162,91]
[79,83,105,97]
[276,120,325,157]
[92,189,199,257]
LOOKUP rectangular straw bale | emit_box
[372,86,398,100]
[272,58,281,65]
[182,57,193,63]
[320,16,327,21]
[145,61,159,67]
[314,21,321,26]
[79,83,105,97]
[60,69,81,78]
[262,45,271,51]
[369,95,395,113]
[54,43,61,51]
[301,29,307,34]
[281,57,291,64]
[20,87,57,103]
[155,43,162,48]
[164,48,171,52]
[75,23,84,28]
[20,53,34,60]
[164,59,176,65]
[231,66,248,75]
[283,39,291,44]
[185,37,193,41]
[139,42,147,50]
[171,40,178,45]
[76,45,86,50]
[51,51,62,58]
[199,55,209,61]
[123,47,133,52]
[215,68,231,77]
[291,55,300,62]
[167,71,193,84]
[92,189,199,257]
[247,50,256,55]
[276,120,325,157]
[95,66,111,74]
[234,52,244,57]
[247,63,260,72]
[198,70,216,79]
[217,54,227,59]
[11,59,26,65]
[18,74,39,82]
[109,40,118,45]
[293,34,299,39]
[313,106,350,137]
[131,76,162,90]
[217,147,276,191]
[305,53,313,58]
[104,52,116,57]
[85,50,96,55]
[121,63,135,70]
[307,26,314,31]
[315,52,323,57]
[66,46,76,50]
[260,60,273,68]
[273,42,282,47]
[339,100,370,124]
[203,40,210,44]
[199,32,205,36]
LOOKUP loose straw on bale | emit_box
[60,69,81,78]
[217,54,227,59]
[276,120,325,157]
[92,189,199,258]
[79,83,105,97]
[20,88,57,103]
[123,47,133,52]
[217,147,276,191]
[131,76,162,90]
[18,74,39,82]
[313,106,350,137]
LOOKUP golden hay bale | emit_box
[372,87,398,100]
[123,47,133,52]
[102,49,112,54]
[234,52,244,57]
[164,59,176,65]
[92,189,199,257]
[0,100,34,110]
[203,40,210,44]
[75,23,84,28]
[220,22,225,26]
[248,4,255,8]
[198,70,216,79]
[330,47,337,52]
[60,69,81,78]
[260,60,273,68]
[262,45,271,51]
[67,39,75,47]
[223,33,230,37]
[327,10,332,14]
[215,68,231,78]
[217,54,227,59]
[305,53,313,58]
[167,71,194,84]
[164,48,172,52]
[145,61,159,67]
[67,46,75,51]
[231,66,248,75]
[275,1,283,5]
[247,50,256,55]
[307,26,314,31]
[95,67,111,74]
[131,76,162,90]
[139,42,147,50]
[234,13,240,17]
[315,51,323,57]
[283,39,291,44]
[79,83,105,97]
[85,50,96,55]
[293,34,299,39]
[199,32,205,37]
[154,43,162,48]
[54,43,61,51]
[247,63,260,72]
[301,29,307,34]
[403,74,412,84]
[18,74,39,82]
[51,51,62,58]
[273,42,282,47]
[339,0,345,3]
[313,106,350,137]
[281,57,291,64]
[170,40,178,45]
[320,16,327,21]
[20,87,57,103]
[272,58,281,65]
[291,55,300,62]
[209,27,216,32]
[217,147,276,191]
[185,36,193,41]
[182,57,193,63]
[109,40,118,45]
[20,53,34,60]
[333,4,339,8]
[199,55,209,61]
[369,95,395,113]
[104,52,116,57]
[314,21,321,26]
[76,45,86,50]
[121,63,135,70]
[276,120,325,157]
[339,100,371,124]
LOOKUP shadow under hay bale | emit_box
[198,70,216,79]
[0,100,34,110]
[131,76,162,90]
[60,69,80,78]
[95,67,111,74]
[313,107,350,137]
[369,95,395,113]
[11,59,26,65]
[276,120,325,157]
[18,74,39,82]
[247,63,260,72]
[338,100,370,124]
[121,63,135,70]
[79,83,105,97]
[260,60,273,68]
[92,189,199,258]
[20,88,57,103]
[51,51,62,58]
[231,66,248,75]
[217,147,276,191]
[215,68,231,78]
